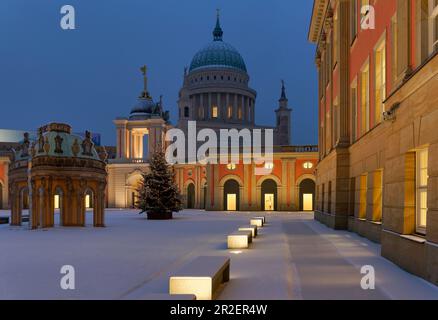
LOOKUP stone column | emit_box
[338,0,351,146]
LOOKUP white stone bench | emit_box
[238,225,258,238]
[250,218,264,227]
[228,230,253,249]
[255,216,266,224]
[169,256,230,300]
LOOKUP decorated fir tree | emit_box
[136,149,182,219]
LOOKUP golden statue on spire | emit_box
[140,65,147,76]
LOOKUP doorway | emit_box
[187,183,195,209]
[261,179,277,211]
[224,179,240,211]
[299,179,316,211]
[264,194,275,211]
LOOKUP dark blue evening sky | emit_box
[0,0,317,146]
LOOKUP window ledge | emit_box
[400,234,426,244]
[357,218,366,222]
[369,221,382,225]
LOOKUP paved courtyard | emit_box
[0,210,437,300]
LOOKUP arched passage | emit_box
[299,179,316,211]
[261,179,277,211]
[202,181,207,209]
[20,187,30,225]
[223,179,240,211]
[0,181,3,210]
[127,171,143,208]
[187,183,195,209]
[53,186,65,225]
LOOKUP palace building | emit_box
[1,14,318,217]
[106,14,318,211]
[309,0,438,285]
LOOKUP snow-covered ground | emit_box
[0,209,437,300]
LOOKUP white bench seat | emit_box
[238,225,258,238]
[250,218,264,227]
[228,230,252,249]
[169,256,230,300]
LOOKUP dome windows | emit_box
[264,162,274,170]
[303,161,314,169]
[227,106,233,119]
[212,105,218,118]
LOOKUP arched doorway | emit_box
[261,179,277,211]
[20,188,30,225]
[127,172,143,208]
[0,181,3,210]
[54,187,64,225]
[202,183,207,209]
[83,188,96,226]
[299,179,316,211]
[187,183,195,209]
[223,179,240,211]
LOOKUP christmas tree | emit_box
[136,149,182,219]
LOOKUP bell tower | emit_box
[274,80,292,146]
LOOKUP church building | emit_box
[106,14,318,211]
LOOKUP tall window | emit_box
[184,106,189,118]
[391,15,398,85]
[375,40,386,124]
[373,170,383,222]
[333,99,339,145]
[333,7,339,66]
[212,105,218,118]
[360,62,370,135]
[351,80,358,142]
[359,174,368,219]
[238,106,243,120]
[429,0,438,53]
[416,148,429,234]
[350,0,358,42]
[227,105,233,119]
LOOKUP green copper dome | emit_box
[189,13,247,73]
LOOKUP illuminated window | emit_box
[351,79,358,142]
[227,105,233,119]
[303,161,314,169]
[375,40,386,124]
[416,148,429,234]
[54,195,60,209]
[264,162,274,170]
[212,105,218,118]
[226,163,236,170]
[238,106,242,120]
[359,174,368,219]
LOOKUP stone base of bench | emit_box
[169,256,230,300]
[228,230,252,249]
[238,225,257,238]
[250,218,264,227]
